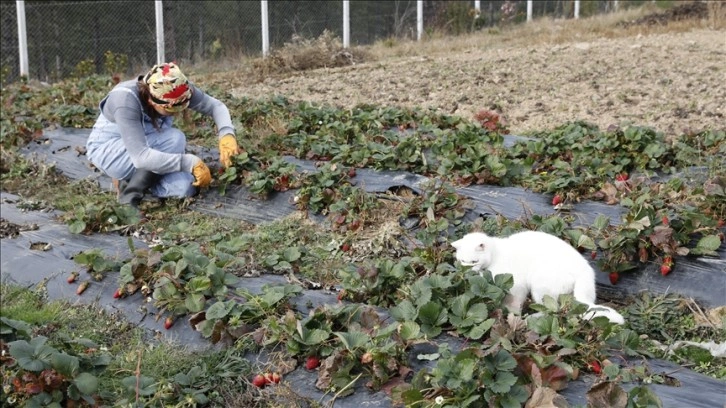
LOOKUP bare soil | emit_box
[230,24,725,138]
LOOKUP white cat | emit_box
[451,231,625,324]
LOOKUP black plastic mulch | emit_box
[1,127,723,407]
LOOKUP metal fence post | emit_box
[261,0,269,57]
[343,0,349,48]
[575,0,580,19]
[16,0,28,78]
[155,0,165,64]
[416,0,422,41]
[527,0,533,22]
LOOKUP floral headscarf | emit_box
[143,62,192,109]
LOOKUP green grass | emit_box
[0,285,64,325]
[0,284,262,406]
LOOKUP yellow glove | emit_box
[219,134,241,168]
[191,160,212,188]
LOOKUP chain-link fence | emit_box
[1,0,648,84]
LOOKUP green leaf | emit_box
[418,302,448,327]
[282,246,301,262]
[186,276,212,293]
[577,234,596,251]
[334,331,370,351]
[692,235,722,256]
[0,316,32,337]
[450,294,472,318]
[398,321,421,341]
[122,375,156,396]
[9,337,54,372]
[73,372,99,395]
[260,287,287,307]
[542,295,559,312]
[467,318,495,340]
[223,272,240,286]
[69,220,86,234]
[401,388,425,406]
[490,349,518,372]
[184,293,206,313]
[390,300,417,321]
[493,273,514,291]
[409,280,432,307]
[604,363,620,380]
[593,215,610,230]
[420,324,442,338]
[301,328,330,345]
[467,303,488,320]
[205,300,234,320]
[490,370,518,394]
[51,352,79,377]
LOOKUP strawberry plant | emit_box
[295,162,356,214]
[338,257,421,307]
[190,284,301,344]
[63,201,141,234]
[390,269,511,339]
[73,248,123,281]
[244,157,299,198]
[5,335,109,406]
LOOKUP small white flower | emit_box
[435,396,444,405]
[318,120,323,125]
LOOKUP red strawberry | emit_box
[718,219,725,228]
[305,356,321,370]
[348,168,357,178]
[349,219,361,231]
[661,216,669,225]
[590,251,597,260]
[663,255,673,266]
[341,243,351,252]
[113,288,123,299]
[552,194,563,206]
[67,272,79,284]
[164,317,174,330]
[660,264,671,276]
[608,272,619,285]
[615,173,629,182]
[252,374,267,388]
[589,360,602,374]
[76,281,89,295]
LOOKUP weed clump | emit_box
[251,30,374,78]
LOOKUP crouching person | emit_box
[86,62,241,209]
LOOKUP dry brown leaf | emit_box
[525,386,569,408]
[599,182,619,205]
[649,225,674,247]
[541,364,570,391]
[586,381,628,408]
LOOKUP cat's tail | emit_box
[573,277,625,325]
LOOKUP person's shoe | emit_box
[118,170,160,210]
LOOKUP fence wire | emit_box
[2,0,642,84]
